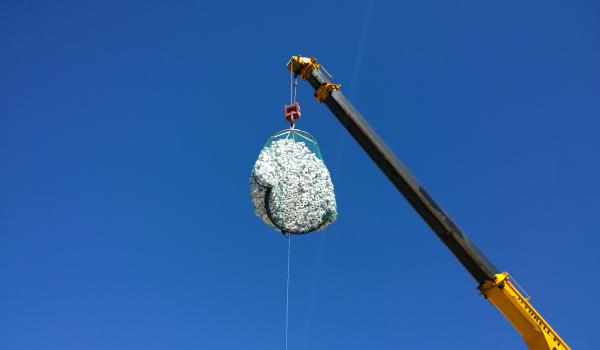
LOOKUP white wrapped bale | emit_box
[250,130,337,234]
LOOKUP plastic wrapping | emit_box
[250,129,337,234]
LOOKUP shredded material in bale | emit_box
[250,131,337,234]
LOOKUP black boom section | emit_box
[305,68,498,284]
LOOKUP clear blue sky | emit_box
[1,1,599,349]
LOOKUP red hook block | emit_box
[284,103,301,122]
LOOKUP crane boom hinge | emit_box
[315,82,341,102]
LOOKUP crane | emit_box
[287,55,570,350]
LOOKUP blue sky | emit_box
[1,1,599,349]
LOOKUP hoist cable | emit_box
[290,61,294,105]
[293,75,298,104]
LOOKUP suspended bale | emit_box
[250,129,337,234]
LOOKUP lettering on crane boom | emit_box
[418,187,466,240]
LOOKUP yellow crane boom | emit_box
[481,273,569,349]
[287,55,570,350]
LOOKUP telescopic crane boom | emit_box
[287,55,570,350]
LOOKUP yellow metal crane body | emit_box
[481,273,569,350]
[287,55,570,350]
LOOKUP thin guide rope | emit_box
[285,235,291,350]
